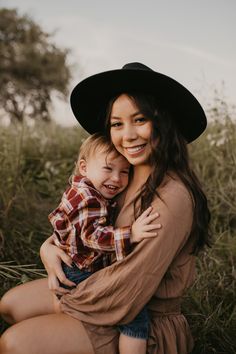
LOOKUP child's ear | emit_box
[78,159,87,176]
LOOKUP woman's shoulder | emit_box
[150,173,194,241]
[154,173,194,214]
[160,172,190,193]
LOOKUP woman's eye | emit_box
[135,117,146,123]
[110,122,121,127]
[103,166,112,171]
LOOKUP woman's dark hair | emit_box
[105,92,211,254]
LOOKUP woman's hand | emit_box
[40,236,76,297]
[131,206,161,243]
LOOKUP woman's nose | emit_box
[123,124,137,141]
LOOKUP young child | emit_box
[48,133,160,354]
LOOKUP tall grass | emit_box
[185,102,236,354]
[0,121,88,311]
[0,107,235,353]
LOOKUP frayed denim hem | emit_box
[117,325,149,340]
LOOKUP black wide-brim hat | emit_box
[70,62,207,143]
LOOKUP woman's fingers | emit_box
[47,259,76,290]
[56,269,76,287]
[60,251,73,268]
[40,236,76,292]
[48,273,75,297]
[48,276,69,294]
[55,286,71,296]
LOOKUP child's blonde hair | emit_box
[74,133,120,176]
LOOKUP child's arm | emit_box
[79,198,161,261]
[49,189,161,262]
[131,207,161,243]
[48,191,131,260]
[48,188,82,254]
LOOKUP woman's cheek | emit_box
[110,131,119,150]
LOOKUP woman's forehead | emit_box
[110,94,140,118]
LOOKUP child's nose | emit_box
[111,173,120,183]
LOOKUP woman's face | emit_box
[110,94,153,166]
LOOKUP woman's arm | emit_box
[40,236,76,296]
[40,207,160,296]
[60,180,194,325]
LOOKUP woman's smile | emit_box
[124,144,147,154]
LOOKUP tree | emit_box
[0,8,71,122]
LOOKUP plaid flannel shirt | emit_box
[48,175,132,272]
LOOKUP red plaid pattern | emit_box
[48,176,131,271]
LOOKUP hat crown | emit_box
[122,62,153,71]
[71,62,207,142]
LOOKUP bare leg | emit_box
[0,313,94,354]
[0,279,94,353]
[0,278,54,324]
[119,334,146,354]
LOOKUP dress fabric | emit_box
[60,175,196,354]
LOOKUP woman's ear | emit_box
[78,159,87,176]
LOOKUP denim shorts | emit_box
[59,262,92,289]
[61,262,149,339]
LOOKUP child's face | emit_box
[80,150,130,199]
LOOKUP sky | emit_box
[1,0,236,126]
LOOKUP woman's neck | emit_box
[118,164,152,208]
[130,164,152,193]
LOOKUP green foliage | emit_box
[0,121,88,268]
[0,104,235,352]
[0,8,71,122]
[184,102,236,353]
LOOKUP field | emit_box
[0,104,235,353]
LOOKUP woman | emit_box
[0,62,211,354]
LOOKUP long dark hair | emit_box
[105,92,211,254]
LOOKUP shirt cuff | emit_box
[114,226,132,261]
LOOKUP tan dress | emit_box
[61,175,196,354]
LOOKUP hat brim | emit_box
[70,69,207,143]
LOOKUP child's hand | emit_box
[131,207,161,243]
